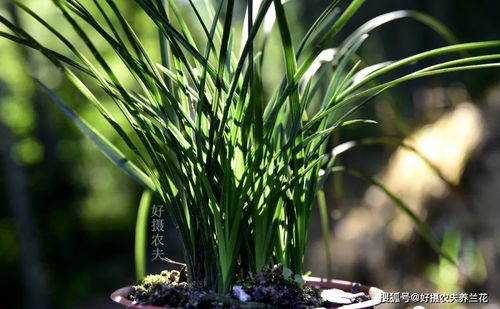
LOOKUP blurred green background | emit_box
[0,1,499,308]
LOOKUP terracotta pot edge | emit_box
[110,277,384,309]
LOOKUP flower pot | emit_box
[110,276,383,309]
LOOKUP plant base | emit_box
[111,276,383,309]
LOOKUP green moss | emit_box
[135,270,181,296]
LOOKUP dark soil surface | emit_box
[128,265,369,308]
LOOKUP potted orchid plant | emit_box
[1,0,499,307]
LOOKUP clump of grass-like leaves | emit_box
[1,0,499,295]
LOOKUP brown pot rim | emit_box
[110,276,383,309]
